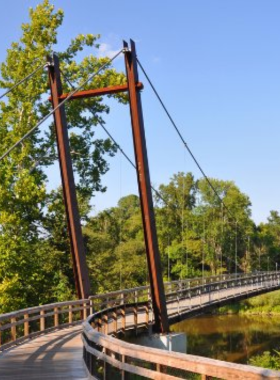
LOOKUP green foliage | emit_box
[154,173,255,279]
[0,0,125,312]
[1,1,280,314]
[249,350,280,370]
[217,290,280,315]
[84,171,280,295]
[84,195,146,294]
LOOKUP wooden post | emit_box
[103,314,108,335]
[134,306,138,334]
[121,354,126,380]
[24,313,29,337]
[83,302,88,320]
[145,304,149,328]
[121,306,126,334]
[11,318,16,341]
[40,310,45,331]
[113,310,117,333]
[69,304,73,324]
[90,299,93,315]
[48,54,90,299]
[98,316,102,333]
[54,307,59,327]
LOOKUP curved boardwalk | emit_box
[0,326,87,379]
[1,273,280,379]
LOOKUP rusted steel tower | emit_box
[48,40,169,333]
[48,54,91,300]
[123,40,169,333]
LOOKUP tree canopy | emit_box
[0,1,279,313]
[0,0,125,312]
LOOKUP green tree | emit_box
[0,0,125,311]
[84,195,147,294]
[249,350,280,370]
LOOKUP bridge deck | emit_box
[1,275,279,379]
[0,325,87,379]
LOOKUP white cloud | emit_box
[152,56,161,64]
[98,43,121,59]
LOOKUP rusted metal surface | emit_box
[48,54,91,299]
[51,82,143,101]
[123,40,169,334]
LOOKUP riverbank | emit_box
[171,314,280,365]
[216,289,280,315]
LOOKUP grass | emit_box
[217,290,280,315]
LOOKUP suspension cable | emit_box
[59,68,173,209]
[0,61,47,100]
[98,119,173,207]
[136,58,237,223]
[136,57,261,273]
[0,49,124,163]
[61,67,243,271]
[60,63,268,273]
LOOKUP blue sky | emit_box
[1,1,280,224]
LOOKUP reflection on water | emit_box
[171,315,280,364]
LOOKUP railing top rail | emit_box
[88,271,279,300]
[89,285,149,300]
[0,298,89,321]
[1,271,278,322]
[83,316,280,379]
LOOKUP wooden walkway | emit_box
[0,325,88,379]
[0,273,280,379]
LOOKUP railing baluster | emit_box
[145,304,149,328]
[83,302,88,320]
[103,314,108,335]
[103,347,107,378]
[121,306,126,334]
[24,313,29,337]
[11,317,16,341]
[40,310,45,331]
[54,307,59,327]
[121,354,125,380]
[134,305,137,334]
[98,316,102,332]
[113,310,117,333]
[69,304,73,324]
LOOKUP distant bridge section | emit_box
[1,272,280,379]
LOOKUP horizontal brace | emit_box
[49,82,143,102]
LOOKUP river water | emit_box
[171,314,280,364]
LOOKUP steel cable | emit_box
[0,61,47,100]
[59,69,172,209]
[60,69,246,270]
[0,49,124,162]
[136,58,237,223]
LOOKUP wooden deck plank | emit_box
[0,326,88,379]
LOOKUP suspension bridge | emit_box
[0,40,280,378]
[1,272,280,378]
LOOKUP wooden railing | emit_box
[0,299,91,350]
[1,272,280,378]
[83,271,280,380]
[88,271,280,313]
[83,303,280,379]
